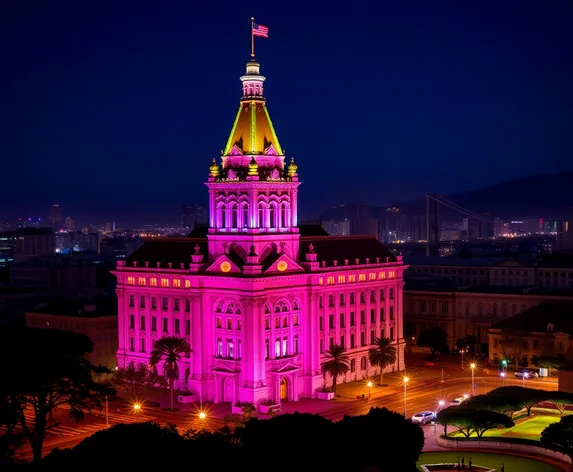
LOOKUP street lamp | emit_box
[523,372,529,388]
[132,402,142,414]
[470,363,476,396]
[403,376,409,418]
[461,349,464,368]
[198,410,207,420]
[105,395,109,428]
[500,371,506,386]
[437,400,445,412]
[367,381,373,400]
[501,359,507,372]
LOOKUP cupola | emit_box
[287,157,298,177]
[248,157,259,176]
[209,158,221,177]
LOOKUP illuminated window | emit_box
[217,338,223,357]
[185,280,191,288]
[389,271,396,278]
[265,339,270,359]
[227,340,234,358]
[348,274,356,283]
[237,340,242,359]
[161,279,169,287]
[319,277,324,286]
[216,317,222,328]
[327,276,335,285]
[358,273,366,282]
[265,318,270,330]
[338,275,346,284]
[127,277,135,285]
[138,277,146,286]
[227,319,233,329]
[275,340,281,357]
[150,278,157,286]
[173,279,181,288]
[379,272,385,280]
[282,338,288,356]
[293,314,299,326]
[369,273,376,281]
[237,319,242,330]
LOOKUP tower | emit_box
[206,59,300,266]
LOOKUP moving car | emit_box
[449,396,467,406]
[411,411,437,424]
[514,370,539,379]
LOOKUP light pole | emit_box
[105,395,109,428]
[523,372,528,388]
[500,371,506,386]
[438,400,445,412]
[367,381,373,400]
[403,376,409,418]
[461,349,464,368]
[470,363,476,396]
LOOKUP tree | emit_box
[437,407,514,438]
[368,337,396,386]
[498,331,528,369]
[150,335,192,411]
[481,386,544,416]
[532,355,563,377]
[541,415,573,460]
[0,326,114,465]
[114,361,167,400]
[320,343,350,394]
[417,327,448,357]
[0,397,22,463]
[546,391,573,416]
[456,335,478,353]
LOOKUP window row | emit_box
[129,314,190,336]
[129,295,190,312]
[127,277,191,288]
[264,314,300,329]
[320,308,394,330]
[319,289,394,308]
[216,202,292,230]
[216,317,243,330]
[321,328,395,352]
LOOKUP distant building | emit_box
[26,302,118,368]
[65,217,74,231]
[181,204,207,228]
[322,219,350,236]
[50,204,62,232]
[488,303,573,367]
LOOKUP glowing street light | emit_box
[500,371,506,386]
[403,376,409,418]
[367,381,373,400]
[198,410,207,420]
[523,372,529,388]
[438,400,445,411]
[470,363,476,396]
[132,402,142,413]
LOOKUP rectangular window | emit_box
[129,295,134,308]
[227,340,234,358]
[328,295,334,307]
[140,296,145,309]
[150,278,157,287]
[282,338,288,356]
[390,288,394,300]
[390,306,394,320]
[350,312,355,326]
[185,280,191,288]
[294,336,299,354]
[380,290,385,301]
[163,318,168,333]
[162,297,168,310]
[371,330,375,344]
[173,279,181,288]
[265,340,270,359]
[227,319,233,329]
[175,319,180,334]
[380,307,385,321]
[130,337,135,351]
[217,339,223,357]
[140,339,145,353]
[138,277,146,286]
[361,331,365,346]
[140,315,145,330]
[390,327,394,340]
[185,320,190,335]
[161,278,169,287]
[152,316,157,331]
[319,316,323,331]
[275,340,281,358]
[340,335,345,348]
[185,299,190,312]
[370,309,375,323]
[237,319,242,330]
[320,338,324,353]
[127,277,135,285]
[238,340,242,359]
[329,315,334,329]
[174,299,180,312]
[151,297,157,310]
[350,334,355,349]
[129,315,135,330]
[340,313,345,328]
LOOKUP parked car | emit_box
[514,370,539,379]
[411,411,437,424]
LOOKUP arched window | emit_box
[280,202,289,228]
[360,356,367,370]
[258,203,266,228]
[350,358,356,373]
[220,204,226,229]
[230,203,238,228]
[241,203,249,228]
[269,202,277,228]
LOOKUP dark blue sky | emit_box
[1,0,572,226]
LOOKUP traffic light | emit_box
[501,360,507,365]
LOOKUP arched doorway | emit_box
[224,377,235,403]
[280,377,288,401]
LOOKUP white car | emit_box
[449,397,467,406]
[411,411,437,424]
[514,370,539,379]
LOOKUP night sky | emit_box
[2,1,572,226]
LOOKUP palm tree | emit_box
[320,343,350,394]
[150,335,191,411]
[368,337,397,386]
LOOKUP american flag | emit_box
[253,23,269,38]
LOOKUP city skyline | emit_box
[2,2,572,224]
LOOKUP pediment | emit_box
[205,254,242,274]
[264,253,304,274]
[229,144,243,156]
[264,143,279,156]
[274,363,300,373]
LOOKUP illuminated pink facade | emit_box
[114,58,406,406]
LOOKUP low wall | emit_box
[437,436,572,465]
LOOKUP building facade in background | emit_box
[114,57,406,405]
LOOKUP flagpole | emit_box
[251,17,255,57]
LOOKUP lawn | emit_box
[417,452,560,471]
[448,415,560,441]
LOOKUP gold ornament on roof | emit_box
[287,157,298,177]
[209,158,221,177]
[248,157,258,176]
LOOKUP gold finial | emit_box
[209,158,220,177]
[248,156,258,176]
[287,157,298,177]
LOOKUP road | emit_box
[9,359,558,461]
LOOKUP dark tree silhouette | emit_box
[541,415,573,460]
[437,407,514,438]
[417,327,449,357]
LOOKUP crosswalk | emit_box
[1,407,156,438]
